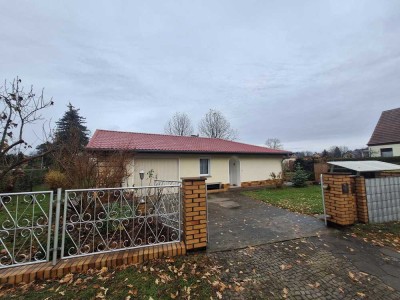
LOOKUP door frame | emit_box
[229,157,241,186]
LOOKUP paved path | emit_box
[209,235,400,299]
[207,190,329,252]
[206,189,400,298]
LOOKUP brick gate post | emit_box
[322,174,357,226]
[181,177,207,251]
[355,176,369,223]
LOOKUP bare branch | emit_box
[265,138,283,150]
[0,77,54,184]
[0,148,54,182]
[198,109,237,140]
[164,112,194,136]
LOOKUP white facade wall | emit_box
[123,153,284,186]
[239,157,283,182]
[369,143,400,157]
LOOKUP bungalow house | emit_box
[86,130,290,191]
[368,107,400,157]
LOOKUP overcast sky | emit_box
[1,0,400,152]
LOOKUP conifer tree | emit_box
[55,103,89,148]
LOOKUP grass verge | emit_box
[243,185,324,215]
[347,222,400,252]
[0,254,226,300]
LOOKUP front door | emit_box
[229,158,240,186]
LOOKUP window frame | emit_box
[380,148,393,157]
[199,158,210,176]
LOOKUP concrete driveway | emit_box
[207,189,330,252]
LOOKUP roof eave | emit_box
[367,141,400,146]
[86,148,290,156]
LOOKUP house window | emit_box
[200,159,210,176]
[380,148,393,157]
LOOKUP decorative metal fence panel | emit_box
[61,185,181,259]
[0,191,54,268]
[365,177,400,223]
[154,179,182,186]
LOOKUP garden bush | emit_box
[45,170,68,190]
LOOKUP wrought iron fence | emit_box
[0,183,182,268]
[0,191,54,268]
[61,185,181,259]
[154,179,182,186]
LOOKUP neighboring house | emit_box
[368,108,400,157]
[87,130,290,190]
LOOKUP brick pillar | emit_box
[322,174,357,226]
[181,177,207,251]
[355,176,369,223]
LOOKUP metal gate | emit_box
[0,182,182,268]
[365,177,400,223]
[60,185,181,259]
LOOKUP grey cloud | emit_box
[1,0,400,152]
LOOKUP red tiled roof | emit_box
[368,108,400,146]
[87,130,289,155]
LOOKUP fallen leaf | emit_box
[59,273,74,284]
[280,264,293,271]
[234,286,244,292]
[282,287,288,299]
[348,271,356,281]
[128,289,138,296]
[73,278,83,286]
[100,287,109,295]
[357,292,366,298]
[307,282,320,289]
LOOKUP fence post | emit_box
[52,188,62,265]
[181,177,207,251]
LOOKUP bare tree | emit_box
[0,77,53,183]
[198,109,237,140]
[164,112,194,136]
[265,138,283,150]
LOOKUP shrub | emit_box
[270,171,283,188]
[45,170,68,190]
[292,163,309,188]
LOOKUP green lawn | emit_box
[243,185,324,215]
[0,254,222,300]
